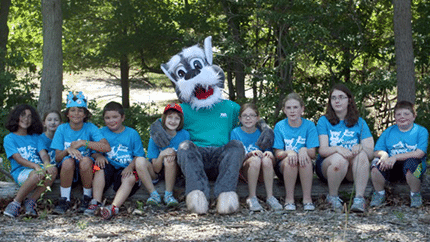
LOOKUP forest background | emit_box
[0,0,429,180]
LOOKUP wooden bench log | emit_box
[2,176,428,202]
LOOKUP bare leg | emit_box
[347,151,369,197]
[370,167,385,192]
[322,154,349,196]
[261,156,276,198]
[244,156,261,198]
[112,175,135,207]
[135,157,156,194]
[60,158,75,188]
[164,157,178,192]
[92,169,105,202]
[29,167,58,201]
[79,157,94,189]
[299,162,313,204]
[406,171,421,193]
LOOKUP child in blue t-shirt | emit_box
[83,101,146,219]
[370,100,428,208]
[146,103,190,207]
[230,103,282,211]
[273,93,319,211]
[51,92,111,214]
[316,84,374,213]
[39,110,62,164]
[3,104,58,218]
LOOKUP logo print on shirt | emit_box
[329,129,356,148]
[284,136,306,152]
[220,113,227,118]
[17,146,42,164]
[390,141,417,156]
[107,144,132,164]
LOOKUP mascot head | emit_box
[161,36,225,110]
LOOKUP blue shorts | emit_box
[11,163,52,186]
[103,163,141,197]
[372,157,427,182]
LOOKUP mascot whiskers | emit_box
[151,36,274,214]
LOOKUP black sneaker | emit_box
[53,197,70,215]
[78,195,92,213]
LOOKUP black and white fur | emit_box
[161,36,224,110]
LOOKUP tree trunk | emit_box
[120,54,130,108]
[393,0,415,103]
[38,0,63,116]
[0,0,11,72]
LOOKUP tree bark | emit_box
[0,0,11,73]
[38,0,63,116]
[393,0,415,103]
[120,54,130,108]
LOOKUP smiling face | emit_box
[239,107,259,131]
[330,89,349,115]
[104,110,125,133]
[18,109,32,131]
[67,107,86,125]
[283,99,304,123]
[44,112,61,133]
[164,111,181,132]
[395,108,415,131]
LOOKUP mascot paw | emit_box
[150,119,172,148]
[256,127,274,151]
[186,190,209,214]
[216,191,239,215]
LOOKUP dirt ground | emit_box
[1,197,430,242]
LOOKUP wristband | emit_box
[84,140,89,149]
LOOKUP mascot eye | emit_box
[175,67,187,78]
[190,58,204,70]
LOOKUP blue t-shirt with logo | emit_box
[100,126,145,169]
[180,100,240,147]
[147,129,190,161]
[317,116,372,150]
[375,123,428,156]
[273,118,319,152]
[230,127,268,153]
[4,133,46,181]
[51,122,104,158]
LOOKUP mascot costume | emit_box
[151,36,273,214]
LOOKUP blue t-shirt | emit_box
[51,122,104,158]
[4,133,46,175]
[375,123,428,156]
[181,100,240,147]
[147,129,190,161]
[273,118,319,152]
[230,127,271,153]
[317,116,372,150]
[40,133,56,164]
[100,126,145,169]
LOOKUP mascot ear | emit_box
[204,36,213,65]
[161,63,178,85]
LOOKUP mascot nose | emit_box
[185,69,201,80]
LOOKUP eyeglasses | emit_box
[331,95,348,101]
[241,114,258,119]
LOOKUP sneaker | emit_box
[24,198,37,217]
[350,197,366,213]
[79,195,92,213]
[246,196,263,211]
[410,193,422,208]
[52,197,70,215]
[326,195,343,212]
[266,196,283,211]
[369,192,385,207]
[4,201,21,218]
[284,203,296,211]
[146,191,161,206]
[100,205,119,220]
[303,203,315,211]
[164,194,179,207]
[84,199,101,216]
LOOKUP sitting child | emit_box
[84,101,146,220]
[145,103,190,207]
[370,100,428,208]
[3,104,58,217]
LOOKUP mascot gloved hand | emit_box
[152,36,273,214]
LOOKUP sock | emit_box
[60,186,72,201]
[411,191,420,196]
[377,190,385,196]
[83,188,92,197]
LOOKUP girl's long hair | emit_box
[5,104,44,135]
[325,83,359,127]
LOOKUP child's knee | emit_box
[79,157,93,171]
[61,158,75,171]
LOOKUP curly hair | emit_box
[5,104,44,135]
[325,83,359,127]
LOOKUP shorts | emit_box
[103,163,141,197]
[371,157,427,182]
[12,167,33,186]
[58,155,94,183]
